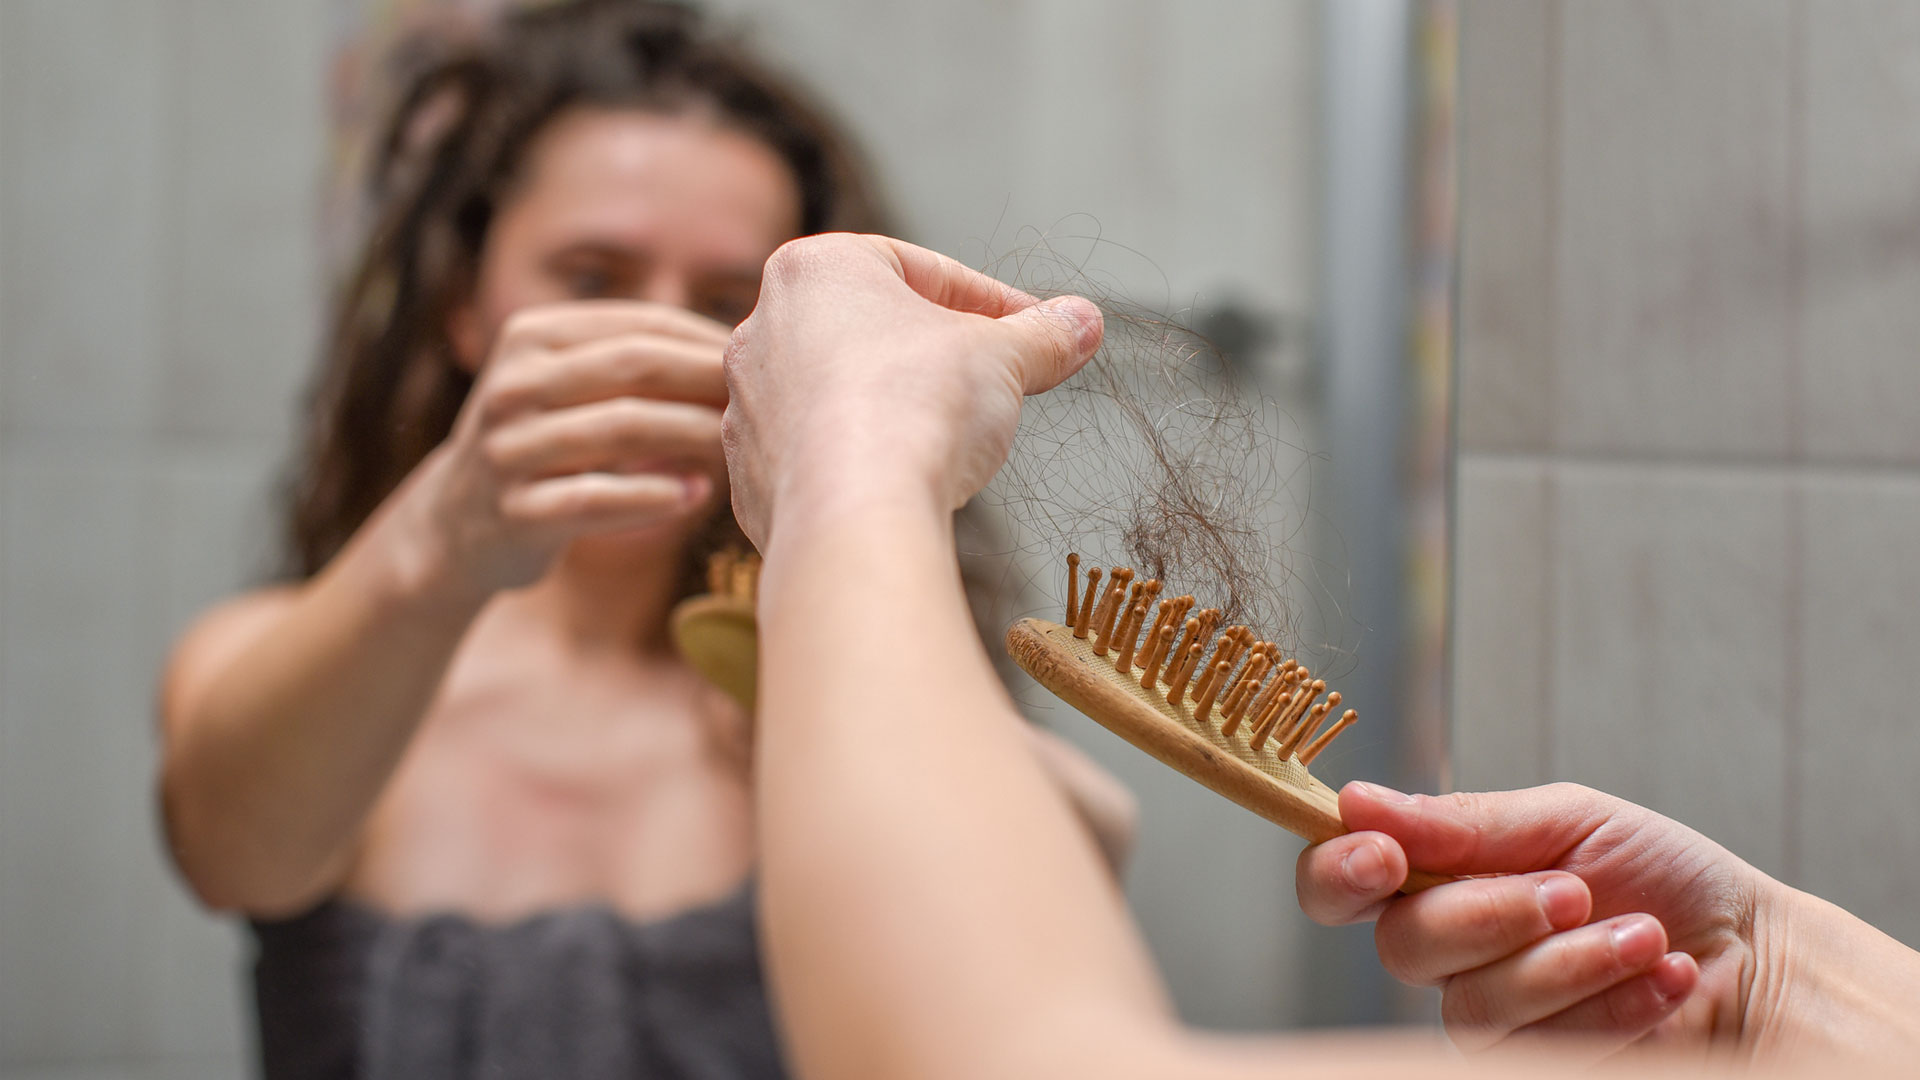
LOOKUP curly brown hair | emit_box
[285,0,890,580]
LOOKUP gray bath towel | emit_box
[250,884,787,1080]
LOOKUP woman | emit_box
[719,232,1920,1078]
[158,5,1128,1077]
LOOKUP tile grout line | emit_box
[1542,0,1563,463]
[1539,0,1563,783]
[1539,470,1559,785]
[1782,480,1804,886]
[1780,0,1809,886]
[1458,449,1920,484]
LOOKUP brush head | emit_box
[1007,616,1346,842]
[1005,552,1438,885]
[670,549,761,711]
[1012,556,1447,891]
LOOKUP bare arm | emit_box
[756,489,1177,1079]
[159,478,490,916]
[159,302,731,916]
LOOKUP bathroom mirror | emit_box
[0,1,1455,1072]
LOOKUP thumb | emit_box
[993,295,1104,395]
[1339,781,1617,877]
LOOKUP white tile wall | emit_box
[156,0,326,443]
[1797,475,1920,947]
[1553,1,1797,462]
[1,1059,242,1080]
[1799,1,1920,467]
[1450,457,1553,791]
[0,0,170,442]
[0,451,272,1066]
[0,0,323,1071]
[1548,465,1792,876]
[709,0,1315,309]
[1455,0,1553,455]
[1,456,167,1059]
[1455,0,1920,957]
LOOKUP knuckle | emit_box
[721,321,751,373]
[689,406,724,439]
[478,430,519,472]
[763,233,864,286]
[1440,977,1498,1034]
[547,484,597,519]
[1560,921,1634,983]
[1431,790,1494,863]
[1596,982,1647,1032]
[1541,781,1612,812]
[617,348,667,388]
[607,396,654,432]
[497,488,538,527]
[764,235,828,276]
[1373,922,1427,986]
[476,376,533,425]
[499,309,549,349]
[1476,881,1537,941]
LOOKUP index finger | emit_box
[1339,782,1613,877]
[502,300,734,352]
[853,234,1045,319]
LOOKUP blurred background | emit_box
[1,1,1917,1078]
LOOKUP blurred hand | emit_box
[1297,782,1775,1061]
[404,301,732,594]
[718,233,1102,548]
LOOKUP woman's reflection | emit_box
[159,3,875,1075]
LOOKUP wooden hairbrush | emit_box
[1006,553,1449,892]
[670,548,761,711]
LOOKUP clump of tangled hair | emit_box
[974,236,1315,657]
[284,0,889,580]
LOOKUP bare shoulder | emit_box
[159,586,304,736]
[1023,724,1140,872]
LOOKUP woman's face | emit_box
[451,107,804,366]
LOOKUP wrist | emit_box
[1748,879,1920,1060]
[360,455,496,622]
[768,452,950,544]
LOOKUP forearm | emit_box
[162,501,487,915]
[754,479,1173,1080]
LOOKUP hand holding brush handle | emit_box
[1298,781,1920,1063]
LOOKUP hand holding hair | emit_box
[719,232,1103,549]
[415,300,733,596]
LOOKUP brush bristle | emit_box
[697,549,764,605]
[1060,553,1358,772]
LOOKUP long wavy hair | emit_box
[285,0,889,581]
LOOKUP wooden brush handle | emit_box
[1007,618,1451,895]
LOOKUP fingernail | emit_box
[682,473,713,504]
[1041,295,1103,353]
[1343,841,1390,893]
[1348,781,1417,806]
[1649,953,1695,1001]
[1610,915,1663,967]
[1536,875,1588,931]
